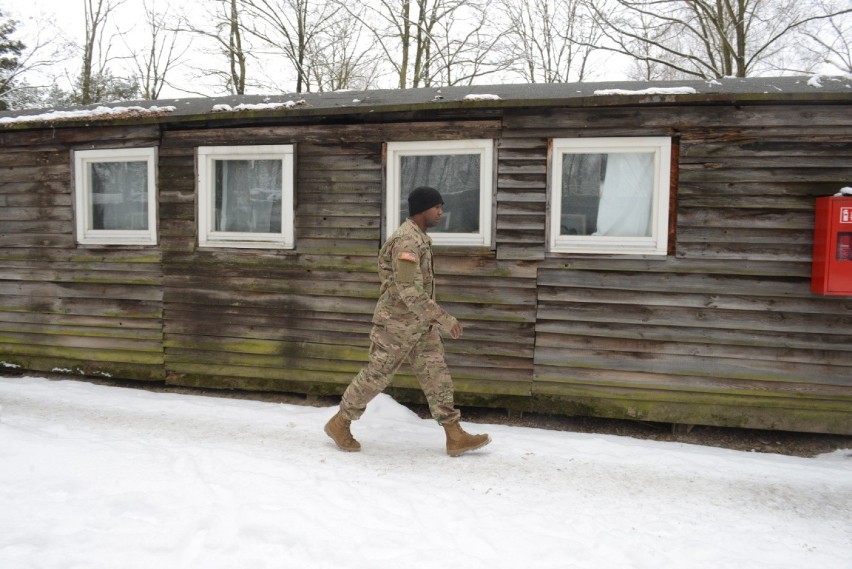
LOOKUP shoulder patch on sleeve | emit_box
[399,251,417,263]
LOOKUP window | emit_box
[197,145,295,249]
[550,137,672,255]
[73,147,157,245]
[386,139,493,247]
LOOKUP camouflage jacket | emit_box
[372,218,458,332]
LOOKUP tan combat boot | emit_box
[324,411,361,452]
[443,420,491,457]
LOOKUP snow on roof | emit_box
[463,94,502,101]
[0,77,848,128]
[593,87,698,96]
[212,100,306,113]
[0,105,176,125]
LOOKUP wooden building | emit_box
[1,77,850,434]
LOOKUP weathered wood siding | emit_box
[158,120,538,400]
[502,104,852,433]
[1,97,850,434]
[0,126,164,380]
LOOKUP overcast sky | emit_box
[5,0,241,99]
[4,0,634,100]
[5,0,844,104]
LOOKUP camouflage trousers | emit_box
[340,323,461,425]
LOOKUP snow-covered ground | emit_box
[1,376,850,569]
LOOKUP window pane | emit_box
[561,152,654,237]
[89,161,148,230]
[214,160,282,233]
[398,154,480,233]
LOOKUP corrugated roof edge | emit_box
[1,75,849,129]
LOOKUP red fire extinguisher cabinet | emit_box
[811,196,852,296]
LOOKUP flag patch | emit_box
[399,251,417,263]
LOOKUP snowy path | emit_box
[1,377,850,569]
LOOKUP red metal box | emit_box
[811,196,852,296]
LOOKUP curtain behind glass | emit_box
[399,154,480,233]
[215,160,282,233]
[560,152,653,237]
[90,161,148,230]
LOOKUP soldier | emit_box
[325,186,491,457]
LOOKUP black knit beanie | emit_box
[408,186,444,216]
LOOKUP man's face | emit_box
[422,203,443,228]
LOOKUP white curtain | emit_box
[216,160,281,233]
[594,153,654,237]
[91,162,147,230]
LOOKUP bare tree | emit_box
[589,0,852,79]
[336,0,416,89]
[338,0,492,89]
[226,0,248,94]
[180,0,250,95]
[242,0,346,93]
[621,6,689,80]
[122,1,188,99]
[0,9,70,109]
[793,0,852,75]
[424,0,507,85]
[306,7,381,92]
[498,0,602,83]
[80,0,131,104]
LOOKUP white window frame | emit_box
[549,137,672,256]
[197,145,295,249]
[386,139,493,247]
[73,147,158,246]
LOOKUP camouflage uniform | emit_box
[340,218,461,425]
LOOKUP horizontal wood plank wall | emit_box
[159,120,537,400]
[504,104,852,433]
[496,137,547,260]
[4,102,849,434]
[0,126,165,380]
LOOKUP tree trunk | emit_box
[400,0,411,88]
[229,0,246,94]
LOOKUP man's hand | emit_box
[449,321,463,340]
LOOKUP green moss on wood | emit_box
[103,310,164,319]
[533,381,852,410]
[533,373,852,403]
[165,357,364,375]
[0,325,161,341]
[0,343,164,365]
[161,366,852,434]
[164,337,366,361]
[166,371,348,397]
[527,393,852,435]
[69,253,162,264]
